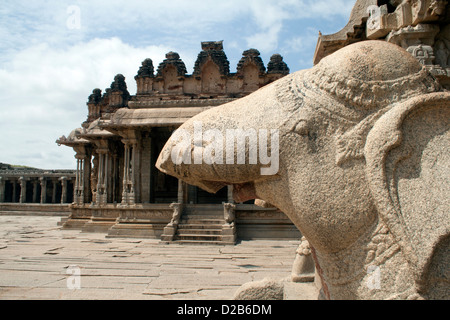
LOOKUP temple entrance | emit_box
[187,185,228,204]
[151,128,179,204]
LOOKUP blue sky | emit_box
[0,0,356,169]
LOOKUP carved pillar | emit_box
[139,132,152,203]
[32,180,39,203]
[60,176,67,204]
[132,139,141,203]
[0,177,5,203]
[12,180,17,203]
[83,153,92,204]
[177,179,186,204]
[121,141,133,206]
[19,177,26,203]
[51,179,57,203]
[90,152,98,204]
[39,177,47,204]
[112,152,118,204]
[97,152,104,205]
[96,150,108,206]
[74,149,92,205]
[227,185,234,204]
[121,139,137,206]
[121,141,129,205]
[74,156,84,205]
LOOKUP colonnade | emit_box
[0,174,75,204]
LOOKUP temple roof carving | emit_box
[236,49,266,75]
[75,41,290,133]
[156,52,188,77]
[136,58,155,78]
[193,41,230,76]
[267,54,290,75]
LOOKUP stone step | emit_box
[178,223,223,230]
[177,228,223,236]
[170,239,227,246]
[169,204,233,245]
[179,218,225,225]
[175,233,223,242]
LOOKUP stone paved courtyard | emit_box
[0,216,302,300]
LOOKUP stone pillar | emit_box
[83,154,92,204]
[60,176,67,204]
[91,153,98,204]
[12,180,17,203]
[227,185,234,204]
[19,177,26,203]
[112,153,118,203]
[96,151,108,206]
[121,141,130,205]
[32,180,39,203]
[39,177,47,204]
[131,139,141,203]
[77,157,83,204]
[187,185,197,204]
[121,140,136,206]
[0,177,5,203]
[105,152,109,203]
[140,134,152,203]
[51,179,57,203]
[177,179,186,204]
[74,156,85,205]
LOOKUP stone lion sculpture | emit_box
[156,41,449,300]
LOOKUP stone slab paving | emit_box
[0,216,302,300]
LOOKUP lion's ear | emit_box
[364,92,450,292]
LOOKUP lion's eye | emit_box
[293,120,309,136]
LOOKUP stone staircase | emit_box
[170,204,236,245]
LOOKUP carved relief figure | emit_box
[156,41,449,300]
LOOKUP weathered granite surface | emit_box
[157,41,450,300]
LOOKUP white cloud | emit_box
[243,0,354,54]
[0,38,170,169]
[246,23,283,52]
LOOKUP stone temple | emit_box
[53,41,299,243]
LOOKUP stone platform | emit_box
[0,216,317,300]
